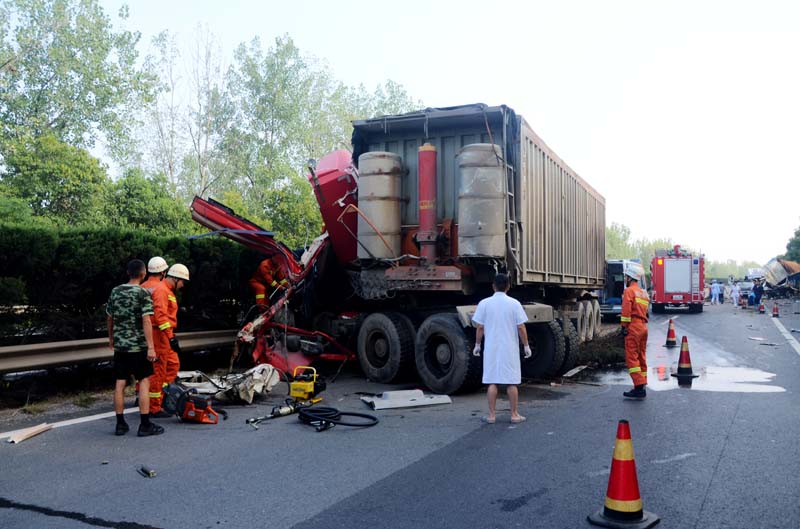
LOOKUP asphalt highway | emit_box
[2,299,799,529]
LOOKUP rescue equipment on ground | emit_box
[663,319,678,348]
[297,406,379,432]
[245,398,320,429]
[587,419,660,529]
[162,383,226,424]
[289,366,326,401]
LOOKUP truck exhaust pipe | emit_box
[418,143,437,263]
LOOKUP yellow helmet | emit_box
[167,263,190,281]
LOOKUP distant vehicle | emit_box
[736,280,754,300]
[650,245,705,313]
[599,259,649,320]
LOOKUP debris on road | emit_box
[137,465,157,478]
[760,343,779,347]
[361,389,451,410]
[562,365,589,378]
[177,364,281,404]
[748,337,765,341]
[7,422,51,444]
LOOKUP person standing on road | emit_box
[149,264,190,418]
[753,279,765,306]
[710,280,721,305]
[141,256,169,294]
[106,259,165,436]
[620,262,649,399]
[731,281,741,307]
[471,273,531,424]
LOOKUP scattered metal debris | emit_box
[137,466,156,478]
[361,389,451,410]
[748,337,765,341]
[562,365,588,378]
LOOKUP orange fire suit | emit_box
[149,281,180,413]
[620,280,649,386]
[249,259,288,306]
[140,276,162,295]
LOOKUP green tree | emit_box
[0,0,156,159]
[103,168,195,235]
[605,223,637,259]
[1,134,109,224]
[785,223,800,262]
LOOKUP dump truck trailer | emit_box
[192,103,606,394]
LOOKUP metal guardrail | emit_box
[0,330,237,374]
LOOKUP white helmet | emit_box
[147,256,168,274]
[623,262,644,281]
[167,263,190,281]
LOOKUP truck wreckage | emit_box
[191,104,607,394]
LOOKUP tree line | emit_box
[0,0,420,246]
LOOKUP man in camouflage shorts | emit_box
[106,259,165,437]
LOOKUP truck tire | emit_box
[573,302,587,344]
[357,312,415,383]
[558,318,579,375]
[590,299,601,340]
[415,313,482,394]
[652,303,665,314]
[522,321,566,379]
[580,300,594,343]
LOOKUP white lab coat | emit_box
[472,292,529,384]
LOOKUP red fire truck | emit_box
[650,245,705,313]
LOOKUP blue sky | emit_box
[102,0,800,264]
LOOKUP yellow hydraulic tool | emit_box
[289,366,326,402]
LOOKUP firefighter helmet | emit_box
[623,262,644,281]
[167,263,190,281]
[147,256,168,274]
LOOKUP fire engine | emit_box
[649,245,704,313]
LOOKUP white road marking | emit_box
[771,317,800,356]
[651,453,697,464]
[0,407,138,441]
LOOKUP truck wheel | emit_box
[573,302,587,344]
[652,303,665,314]
[558,318,579,375]
[522,321,566,379]
[415,313,482,394]
[357,312,415,383]
[580,300,594,342]
[590,299,601,340]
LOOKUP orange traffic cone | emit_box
[759,302,766,314]
[671,336,699,382]
[588,420,660,529]
[663,319,678,348]
[772,303,779,318]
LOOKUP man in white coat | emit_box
[471,273,531,424]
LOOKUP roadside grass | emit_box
[73,391,98,408]
[20,402,46,415]
[578,331,626,366]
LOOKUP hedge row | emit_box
[0,223,265,345]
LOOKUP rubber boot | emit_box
[623,385,647,399]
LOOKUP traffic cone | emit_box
[663,319,678,348]
[671,336,699,381]
[759,302,766,314]
[772,303,779,318]
[587,420,660,529]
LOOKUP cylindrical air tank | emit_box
[356,151,402,259]
[457,143,506,257]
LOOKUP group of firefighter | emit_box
[138,256,286,415]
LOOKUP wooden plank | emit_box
[8,422,52,444]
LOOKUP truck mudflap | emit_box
[455,303,554,327]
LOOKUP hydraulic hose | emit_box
[297,406,379,431]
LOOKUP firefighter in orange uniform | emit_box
[249,255,288,306]
[141,257,169,294]
[149,263,190,417]
[620,262,649,399]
